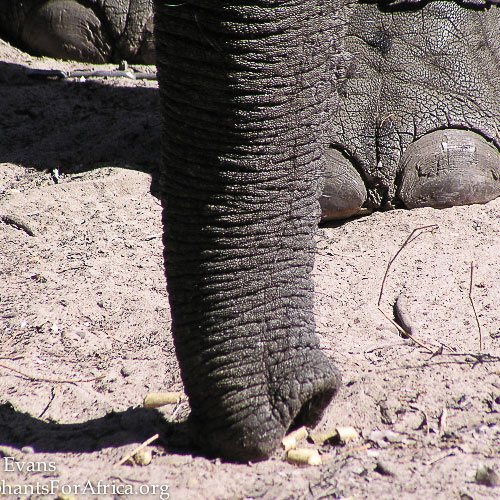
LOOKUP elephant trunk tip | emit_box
[291,382,340,431]
[191,363,341,463]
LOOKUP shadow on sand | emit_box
[0,60,161,195]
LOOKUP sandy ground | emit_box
[1,38,499,500]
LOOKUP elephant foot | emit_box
[20,0,113,63]
[189,350,341,463]
[320,149,367,222]
[17,1,154,63]
[397,130,500,209]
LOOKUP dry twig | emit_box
[114,434,160,467]
[468,261,483,351]
[439,405,448,434]
[38,387,56,419]
[0,214,36,236]
[378,306,433,353]
[378,224,438,306]
[377,225,438,352]
[427,450,456,466]
[0,362,104,384]
[493,121,500,141]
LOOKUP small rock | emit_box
[51,168,60,183]
[121,367,132,377]
[134,447,153,466]
[352,466,367,476]
[375,461,395,477]
[394,294,418,338]
[368,429,405,445]
[378,400,395,425]
[475,465,499,487]
[21,446,35,454]
[57,495,76,500]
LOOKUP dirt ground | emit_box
[1,38,499,500]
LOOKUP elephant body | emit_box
[3,0,500,461]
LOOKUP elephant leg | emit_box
[154,1,342,461]
[397,130,500,209]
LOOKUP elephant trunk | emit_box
[154,0,343,461]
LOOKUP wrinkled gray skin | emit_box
[0,0,155,63]
[3,0,500,462]
[153,0,500,462]
[328,0,500,217]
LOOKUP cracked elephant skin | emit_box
[153,0,500,461]
[332,0,500,211]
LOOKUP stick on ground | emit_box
[0,214,36,236]
[114,434,159,467]
[469,261,483,351]
[0,362,104,384]
[378,307,433,353]
[378,225,438,307]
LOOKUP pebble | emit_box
[375,461,395,477]
[475,465,499,487]
[134,447,153,466]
